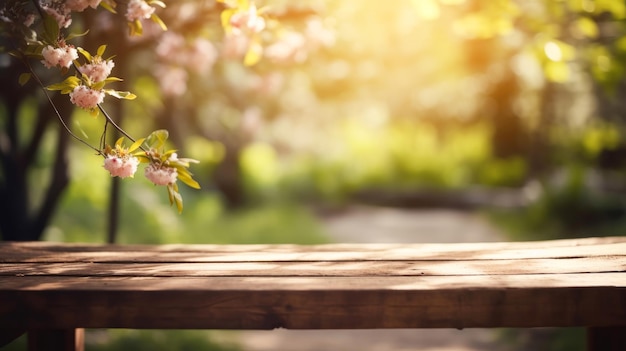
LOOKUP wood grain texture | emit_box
[1,237,625,330]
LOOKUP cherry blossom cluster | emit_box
[218,0,335,66]
[229,2,266,35]
[154,32,218,97]
[69,84,105,109]
[100,130,200,213]
[125,0,155,22]
[40,42,78,68]
[103,138,141,179]
[145,163,178,186]
[46,44,129,112]
[36,0,164,33]
[219,0,268,66]
[265,18,335,64]
[7,0,164,113]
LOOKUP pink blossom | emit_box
[248,72,284,96]
[103,155,139,178]
[156,32,186,60]
[41,4,72,28]
[155,65,188,97]
[78,58,115,83]
[126,0,155,22]
[230,4,265,35]
[156,34,217,74]
[145,163,178,186]
[69,85,105,109]
[186,38,218,73]
[264,32,307,63]
[66,0,102,12]
[221,34,250,59]
[41,44,78,69]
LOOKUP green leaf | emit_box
[47,76,81,93]
[18,73,31,86]
[150,0,167,8]
[93,81,105,90]
[146,129,169,148]
[78,47,92,61]
[166,183,183,213]
[175,196,183,213]
[163,149,178,158]
[97,45,107,57]
[167,185,175,204]
[128,20,143,36]
[100,1,117,13]
[128,138,146,152]
[177,170,201,189]
[66,29,90,41]
[21,44,44,57]
[170,184,184,213]
[133,152,151,163]
[104,77,124,83]
[42,12,60,44]
[151,14,168,31]
[104,89,137,100]
[221,8,237,32]
[244,41,263,66]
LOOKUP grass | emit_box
[46,187,331,245]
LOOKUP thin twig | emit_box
[98,104,149,153]
[24,59,104,156]
[98,104,135,142]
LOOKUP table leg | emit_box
[587,327,626,351]
[27,328,84,351]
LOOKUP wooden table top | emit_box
[1,237,626,330]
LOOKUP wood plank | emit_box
[1,276,625,330]
[1,237,625,263]
[2,273,625,291]
[1,238,625,332]
[2,274,626,329]
[1,256,624,277]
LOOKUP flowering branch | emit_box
[2,0,201,212]
[21,54,104,155]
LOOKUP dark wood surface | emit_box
[1,237,625,330]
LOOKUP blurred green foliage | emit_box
[241,121,530,203]
[1,330,242,351]
[490,165,626,241]
[87,330,241,351]
[47,171,329,244]
[497,327,586,351]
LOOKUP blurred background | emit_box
[3,0,626,349]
